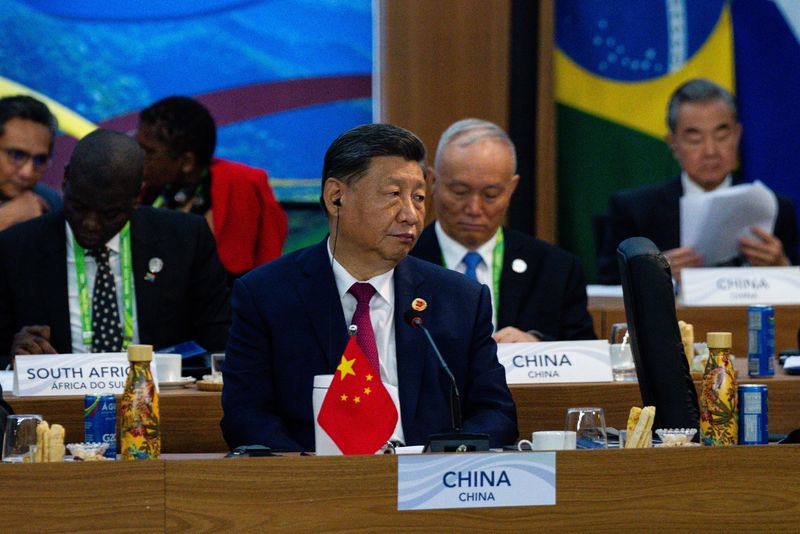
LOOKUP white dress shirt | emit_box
[435,220,499,328]
[681,171,732,197]
[327,239,405,444]
[66,223,140,353]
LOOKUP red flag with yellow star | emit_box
[317,337,398,454]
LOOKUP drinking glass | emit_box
[565,407,608,449]
[2,414,43,463]
[210,353,225,378]
[609,323,637,381]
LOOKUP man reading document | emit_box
[221,124,518,452]
[597,78,798,284]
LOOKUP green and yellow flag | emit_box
[555,1,733,281]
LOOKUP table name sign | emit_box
[397,452,555,511]
[13,353,155,397]
[680,267,800,306]
[497,341,613,384]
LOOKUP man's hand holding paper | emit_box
[738,226,789,266]
[680,180,781,266]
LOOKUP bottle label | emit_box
[699,349,738,446]
[119,362,161,459]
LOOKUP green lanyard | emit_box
[443,227,505,325]
[490,228,504,326]
[152,174,208,210]
[73,222,134,349]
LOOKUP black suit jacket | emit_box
[597,176,800,284]
[0,207,231,365]
[411,225,596,341]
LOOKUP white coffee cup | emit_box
[312,374,342,456]
[517,430,577,451]
[154,353,182,383]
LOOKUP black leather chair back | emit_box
[617,237,700,431]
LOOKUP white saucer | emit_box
[159,377,196,389]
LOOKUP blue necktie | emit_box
[462,251,482,282]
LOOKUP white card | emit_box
[680,267,800,306]
[397,452,556,510]
[497,341,613,384]
[13,353,157,396]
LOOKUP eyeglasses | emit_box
[0,146,50,170]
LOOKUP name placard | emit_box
[680,267,800,306]
[497,340,613,384]
[397,452,555,511]
[13,353,154,397]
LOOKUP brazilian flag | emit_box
[555,1,733,282]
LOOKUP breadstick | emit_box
[45,424,65,463]
[678,320,694,367]
[35,420,49,463]
[625,406,641,442]
[627,406,655,448]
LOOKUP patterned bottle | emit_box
[700,332,738,446]
[119,344,161,459]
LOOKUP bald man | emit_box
[412,118,595,342]
[0,129,230,367]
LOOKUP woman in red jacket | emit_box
[136,96,287,278]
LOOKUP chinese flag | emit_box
[317,337,399,454]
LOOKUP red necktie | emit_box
[348,282,380,373]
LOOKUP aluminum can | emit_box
[747,305,775,377]
[84,394,117,459]
[738,384,768,445]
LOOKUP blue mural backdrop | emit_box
[1,0,373,215]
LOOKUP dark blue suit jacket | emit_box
[220,240,518,451]
[33,183,62,213]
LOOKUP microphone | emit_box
[404,307,490,452]
[404,309,462,432]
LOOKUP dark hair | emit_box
[67,129,144,199]
[139,96,216,167]
[320,123,426,213]
[0,95,58,153]
[667,78,738,133]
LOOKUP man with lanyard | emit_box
[412,118,596,342]
[0,129,230,366]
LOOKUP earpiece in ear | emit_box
[333,199,342,207]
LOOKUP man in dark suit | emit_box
[221,123,517,451]
[411,119,595,342]
[0,129,230,367]
[598,78,799,284]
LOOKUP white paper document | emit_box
[680,180,778,265]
